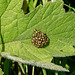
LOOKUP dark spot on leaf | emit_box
[60,50,63,52]
[73,45,75,48]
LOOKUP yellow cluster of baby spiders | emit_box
[31,29,48,47]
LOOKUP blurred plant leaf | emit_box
[0,68,4,75]
[1,52,69,72]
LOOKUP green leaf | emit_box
[0,0,11,16]
[4,59,10,75]
[0,0,75,71]
[29,0,34,11]
[0,68,4,75]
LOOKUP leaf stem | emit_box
[42,68,47,75]
[55,71,58,75]
[32,66,34,75]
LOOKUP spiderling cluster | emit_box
[31,29,49,47]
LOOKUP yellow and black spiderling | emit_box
[31,29,49,47]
